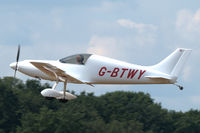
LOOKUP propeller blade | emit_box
[16,45,20,62]
[14,45,20,78]
[14,68,17,78]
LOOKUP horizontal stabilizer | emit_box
[145,75,176,81]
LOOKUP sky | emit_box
[0,0,200,111]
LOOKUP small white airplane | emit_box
[10,46,192,102]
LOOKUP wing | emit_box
[30,62,94,87]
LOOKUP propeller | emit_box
[14,45,20,78]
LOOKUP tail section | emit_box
[151,48,192,77]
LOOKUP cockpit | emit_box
[59,54,92,65]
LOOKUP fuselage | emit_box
[10,54,176,84]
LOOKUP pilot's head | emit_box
[76,55,84,64]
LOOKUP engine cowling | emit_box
[41,88,77,100]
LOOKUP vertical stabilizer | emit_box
[151,48,192,77]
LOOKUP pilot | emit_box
[76,55,84,64]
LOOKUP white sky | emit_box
[0,0,200,111]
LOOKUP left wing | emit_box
[30,62,94,87]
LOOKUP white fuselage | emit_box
[10,55,176,84]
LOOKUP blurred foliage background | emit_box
[0,77,200,133]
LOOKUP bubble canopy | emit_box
[59,54,92,65]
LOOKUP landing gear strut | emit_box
[59,81,68,103]
[64,81,67,99]
[52,81,58,90]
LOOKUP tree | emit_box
[174,110,200,133]
[0,77,200,133]
[0,77,20,133]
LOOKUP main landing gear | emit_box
[58,81,68,103]
[42,80,69,103]
[45,97,54,100]
[59,99,68,103]
[50,70,69,102]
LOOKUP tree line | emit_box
[0,77,200,133]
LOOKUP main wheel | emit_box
[45,97,54,100]
[59,99,68,103]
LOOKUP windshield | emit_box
[59,54,92,65]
